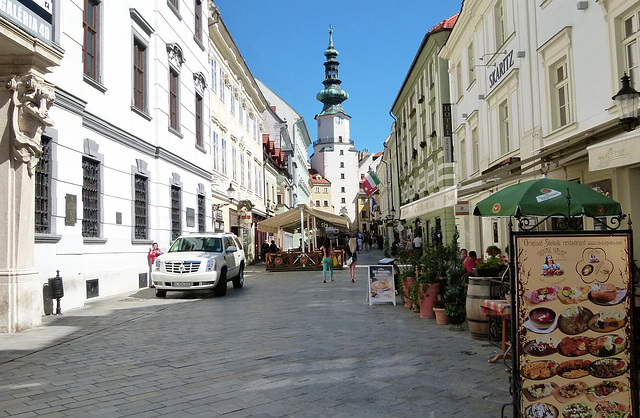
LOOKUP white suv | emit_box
[151,233,245,297]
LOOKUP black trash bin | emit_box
[48,270,64,314]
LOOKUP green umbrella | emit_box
[473,178,622,218]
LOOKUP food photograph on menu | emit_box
[514,233,635,418]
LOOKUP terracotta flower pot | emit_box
[419,283,439,319]
[403,276,414,307]
[433,307,449,325]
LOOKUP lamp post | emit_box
[613,73,640,132]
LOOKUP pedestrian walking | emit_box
[412,234,423,257]
[345,236,358,283]
[147,242,162,288]
[357,235,363,253]
[269,240,279,253]
[321,238,334,283]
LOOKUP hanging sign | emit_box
[368,265,396,305]
[514,232,635,418]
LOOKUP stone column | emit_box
[0,72,55,333]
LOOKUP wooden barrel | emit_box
[466,277,491,340]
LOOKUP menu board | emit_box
[514,233,635,418]
[368,265,396,305]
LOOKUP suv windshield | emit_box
[169,237,223,253]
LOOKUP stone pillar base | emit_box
[0,268,42,333]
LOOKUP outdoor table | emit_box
[481,299,511,363]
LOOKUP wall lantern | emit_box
[612,73,640,132]
[226,182,236,203]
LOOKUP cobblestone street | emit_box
[0,249,512,417]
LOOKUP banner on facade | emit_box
[514,232,635,417]
[368,265,396,305]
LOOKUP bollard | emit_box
[48,270,64,315]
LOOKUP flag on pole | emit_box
[370,196,377,215]
[361,171,380,196]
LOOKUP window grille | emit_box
[35,136,51,234]
[82,158,100,237]
[134,174,148,239]
[197,194,205,232]
[171,185,181,240]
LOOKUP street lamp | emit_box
[613,73,640,132]
[226,182,236,203]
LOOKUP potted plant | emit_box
[416,243,454,318]
[433,300,449,325]
[474,245,508,277]
[443,232,466,325]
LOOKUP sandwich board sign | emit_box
[368,265,396,305]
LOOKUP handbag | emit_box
[346,256,353,266]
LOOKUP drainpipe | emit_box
[389,111,401,220]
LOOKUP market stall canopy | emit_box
[257,205,351,234]
[473,178,622,218]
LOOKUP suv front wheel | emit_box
[213,269,228,296]
[233,264,244,289]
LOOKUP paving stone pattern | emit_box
[0,249,513,417]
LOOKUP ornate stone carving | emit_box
[166,42,186,70]
[193,72,207,94]
[6,74,55,176]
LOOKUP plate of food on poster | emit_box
[594,400,630,418]
[523,382,558,402]
[522,360,558,380]
[557,336,592,357]
[587,334,627,357]
[524,402,558,418]
[587,309,627,333]
[588,283,627,306]
[525,337,559,357]
[585,380,629,402]
[589,358,628,379]
[558,306,594,335]
[557,359,591,379]
[557,286,590,304]
[525,307,558,334]
[525,285,560,304]
[552,381,588,403]
[561,402,595,418]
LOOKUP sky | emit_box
[215,0,463,156]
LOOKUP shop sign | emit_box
[215,210,223,221]
[488,50,514,89]
[454,201,469,215]
[514,232,635,417]
[401,186,457,219]
[0,0,53,44]
[588,137,640,171]
[443,103,453,163]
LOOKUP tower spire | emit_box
[316,25,349,116]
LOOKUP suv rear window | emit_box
[169,237,223,253]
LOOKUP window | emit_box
[255,165,260,196]
[169,69,179,131]
[219,68,225,102]
[316,200,321,207]
[171,185,181,240]
[340,162,344,168]
[623,11,640,88]
[315,187,320,193]
[35,136,52,234]
[361,198,366,204]
[495,0,506,47]
[459,135,467,180]
[551,59,571,129]
[471,127,479,173]
[248,159,252,192]
[194,0,201,43]
[197,193,205,233]
[134,174,148,239]
[239,98,243,124]
[340,150,344,155]
[341,198,346,204]
[253,116,258,141]
[230,86,235,114]
[82,157,100,237]
[212,131,219,171]
[323,200,328,207]
[341,187,345,193]
[232,147,237,181]
[83,0,100,80]
[498,100,510,154]
[133,38,146,112]
[211,59,217,93]
[323,187,328,193]
[467,41,476,86]
[195,93,203,147]
[340,173,345,179]
[339,136,343,142]
[221,138,227,175]
[240,153,245,186]
[361,210,367,219]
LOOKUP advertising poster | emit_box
[368,265,396,305]
[515,233,635,418]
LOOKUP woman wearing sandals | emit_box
[345,235,358,283]
[321,238,334,283]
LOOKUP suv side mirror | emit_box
[226,246,237,254]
